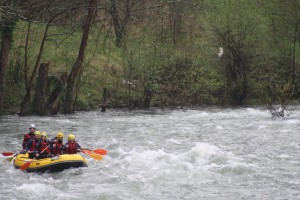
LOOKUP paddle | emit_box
[20,145,50,171]
[2,153,18,164]
[2,152,14,156]
[92,148,107,155]
[82,148,107,155]
[81,149,102,160]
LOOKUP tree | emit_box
[108,0,133,48]
[19,20,52,115]
[0,1,18,113]
[208,1,266,105]
[32,62,49,115]
[47,74,66,115]
[20,2,80,115]
[63,0,97,114]
[267,0,300,96]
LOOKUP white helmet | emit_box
[29,124,36,129]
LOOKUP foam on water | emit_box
[1,107,300,199]
[17,183,53,195]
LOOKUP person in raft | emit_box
[35,132,51,159]
[62,134,81,154]
[26,131,41,158]
[50,132,64,155]
[22,124,36,150]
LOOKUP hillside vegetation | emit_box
[0,0,299,115]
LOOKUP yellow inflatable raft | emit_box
[13,153,88,173]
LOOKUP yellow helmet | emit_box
[68,134,75,141]
[56,132,64,139]
[41,132,48,138]
[34,130,41,136]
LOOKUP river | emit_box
[0,107,299,200]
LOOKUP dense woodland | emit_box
[0,0,299,115]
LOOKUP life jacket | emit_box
[22,132,34,149]
[28,139,38,151]
[38,140,50,154]
[51,139,63,155]
[65,142,78,154]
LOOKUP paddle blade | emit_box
[20,161,32,171]
[93,148,107,155]
[82,148,107,155]
[2,152,14,156]
[3,156,15,164]
[6,156,15,162]
[81,150,102,160]
[89,153,103,160]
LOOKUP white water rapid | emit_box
[0,107,299,199]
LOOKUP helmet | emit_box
[56,132,64,139]
[34,131,41,136]
[68,134,75,141]
[41,132,47,138]
[29,124,36,129]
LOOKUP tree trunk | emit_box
[109,0,123,48]
[143,87,152,109]
[226,57,248,105]
[169,1,182,44]
[32,62,49,115]
[24,21,31,90]
[20,21,51,116]
[109,0,128,48]
[63,0,97,114]
[0,26,12,112]
[101,87,109,112]
[292,22,298,86]
[47,73,66,115]
[48,87,62,115]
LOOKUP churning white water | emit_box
[0,107,300,200]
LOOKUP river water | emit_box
[0,107,299,200]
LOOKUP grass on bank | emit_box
[5,21,125,113]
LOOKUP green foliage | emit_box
[75,94,98,111]
[0,0,21,37]
[205,0,274,104]
[121,32,224,107]
[1,0,300,114]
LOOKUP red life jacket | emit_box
[28,139,38,151]
[65,142,78,154]
[51,140,63,155]
[22,132,34,149]
[39,140,50,154]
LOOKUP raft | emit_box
[13,153,88,173]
